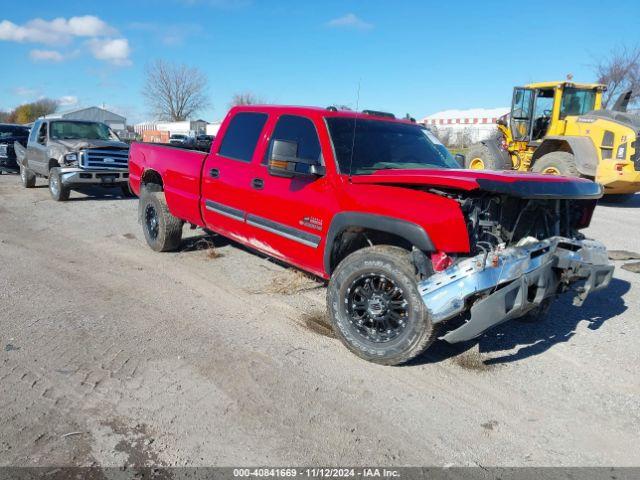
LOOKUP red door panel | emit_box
[200,111,269,242]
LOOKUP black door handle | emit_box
[252,178,264,190]
[209,168,220,178]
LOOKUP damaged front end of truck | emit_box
[419,179,614,343]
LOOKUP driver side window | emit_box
[263,115,321,172]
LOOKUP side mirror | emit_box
[454,153,465,166]
[268,139,325,178]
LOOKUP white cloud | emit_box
[325,13,373,31]
[88,38,131,66]
[58,95,78,107]
[0,15,116,46]
[0,15,129,65]
[67,16,115,37]
[14,86,40,97]
[29,49,65,62]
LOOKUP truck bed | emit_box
[128,142,208,226]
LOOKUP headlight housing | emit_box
[63,152,79,166]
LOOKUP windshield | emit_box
[171,134,187,139]
[0,125,29,139]
[560,88,597,119]
[50,121,117,141]
[326,117,459,174]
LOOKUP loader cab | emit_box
[509,82,603,143]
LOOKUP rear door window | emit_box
[218,112,268,162]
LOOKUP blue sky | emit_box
[1,0,638,123]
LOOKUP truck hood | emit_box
[51,139,129,151]
[349,168,603,199]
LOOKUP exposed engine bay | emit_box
[417,191,612,344]
[459,194,597,253]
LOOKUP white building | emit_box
[46,106,127,132]
[158,120,208,136]
[206,122,222,137]
[420,107,509,146]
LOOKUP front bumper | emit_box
[0,153,18,172]
[418,237,614,343]
[58,168,129,187]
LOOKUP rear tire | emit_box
[327,245,436,365]
[20,164,36,188]
[140,189,183,252]
[48,168,70,201]
[465,142,511,170]
[531,151,580,177]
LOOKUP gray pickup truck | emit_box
[15,119,131,201]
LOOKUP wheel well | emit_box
[48,158,59,171]
[531,139,572,163]
[141,169,163,191]
[329,227,413,272]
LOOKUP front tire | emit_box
[327,245,436,365]
[20,164,36,188]
[531,151,579,177]
[140,189,183,252]
[48,168,70,201]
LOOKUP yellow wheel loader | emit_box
[465,81,640,201]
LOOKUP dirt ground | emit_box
[1,174,639,468]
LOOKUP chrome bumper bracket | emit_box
[418,237,614,344]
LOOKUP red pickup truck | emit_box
[128,105,613,365]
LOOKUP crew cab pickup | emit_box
[128,105,614,365]
[15,119,131,201]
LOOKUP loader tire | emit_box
[532,151,580,177]
[465,143,511,170]
[140,190,183,252]
[327,245,436,366]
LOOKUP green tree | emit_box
[5,98,58,124]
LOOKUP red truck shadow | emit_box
[411,277,630,367]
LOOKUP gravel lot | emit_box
[1,173,639,468]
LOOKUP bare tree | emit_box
[143,60,210,121]
[594,45,640,108]
[229,91,264,107]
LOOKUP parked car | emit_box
[195,134,214,152]
[0,123,30,174]
[15,119,131,201]
[168,134,195,148]
[128,105,614,365]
